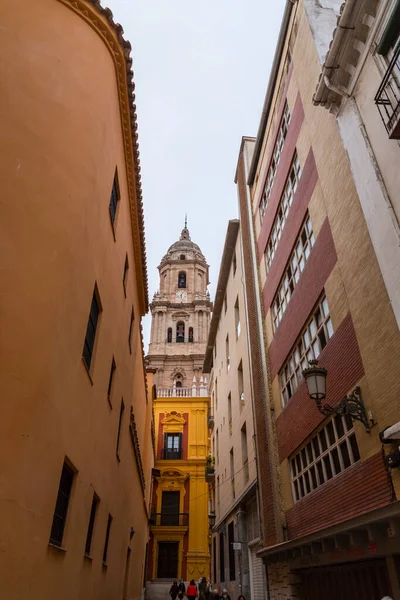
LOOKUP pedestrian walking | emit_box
[199,577,208,600]
[211,589,220,600]
[221,589,231,600]
[169,580,179,600]
[178,579,186,599]
[186,579,199,600]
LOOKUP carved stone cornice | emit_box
[57,0,148,314]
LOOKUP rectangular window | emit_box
[260,103,291,223]
[103,514,113,564]
[228,393,232,436]
[123,254,129,297]
[291,414,360,502]
[116,398,125,457]
[82,286,101,370]
[228,521,236,580]
[217,475,220,508]
[224,295,227,313]
[272,215,315,330]
[163,433,182,459]
[265,153,302,272]
[226,335,230,371]
[85,492,99,556]
[241,423,249,484]
[234,297,241,340]
[216,429,219,466]
[107,357,116,402]
[215,378,218,410]
[233,252,237,275]
[230,449,235,499]
[237,360,244,411]
[128,307,134,353]
[280,295,333,407]
[109,171,120,226]
[219,532,225,582]
[49,461,74,547]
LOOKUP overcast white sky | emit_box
[105,0,285,348]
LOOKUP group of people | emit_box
[169,579,246,600]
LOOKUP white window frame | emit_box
[290,414,361,502]
[272,215,315,330]
[265,153,302,272]
[280,296,334,407]
[259,104,291,223]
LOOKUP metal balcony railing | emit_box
[160,448,182,460]
[208,409,214,430]
[375,43,400,139]
[150,513,189,526]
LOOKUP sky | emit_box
[105,0,286,349]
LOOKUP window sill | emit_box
[102,562,108,570]
[84,553,93,561]
[81,357,94,385]
[107,394,113,410]
[116,452,121,463]
[48,542,67,553]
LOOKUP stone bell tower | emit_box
[147,221,212,394]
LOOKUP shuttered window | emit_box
[49,462,74,547]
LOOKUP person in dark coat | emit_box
[178,579,186,599]
[169,580,179,600]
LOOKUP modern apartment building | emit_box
[203,221,265,600]
[235,0,400,598]
[146,227,211,583]
[0,1,153,599]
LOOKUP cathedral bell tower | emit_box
[147,223,212,394]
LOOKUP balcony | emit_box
[208,409,214,430]
[150,513,189,527]
[157,387,194,398]
[375,44,400,139]
[160,448,182,460]
[205,465,215,483]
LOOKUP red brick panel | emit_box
[257,93,305,257]
[276,313,365,461]
[182,412,189,460]
[268,217,337,378]
[157,413,164,459]
[255,63,294,212]
[286,452,393,539]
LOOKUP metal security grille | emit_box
[109,176,119,224]
[300,558,392,600]
[83,289,100,369]
[85,493,99,556]
[49,462,74,546]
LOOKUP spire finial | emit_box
[185,213,187,229]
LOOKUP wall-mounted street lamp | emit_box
[208,511,216,530]
[302,360,370,433]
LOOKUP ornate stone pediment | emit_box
[161,411,186,433]
[171,311,190,321]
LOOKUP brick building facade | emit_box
[235,0,400,598]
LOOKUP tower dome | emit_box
[160,224,207,266]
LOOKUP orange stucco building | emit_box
[0,1,154,599]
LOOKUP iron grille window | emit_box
[49,462,74,547]
[85,492,99,556]
[123,255,129,296]
[228,521,236,580]
[163,433,182,459]
[109,173,119,226]
[290,414,360,502]
[272,215,315,330]
[128,307,134,353]
[116,399,125,456]
[107,357,116,401]
[265,153,301,272]
[219,532,225,582]
[260,103,291,222]
[103,514,113,564]
[82,287,100,370]
[280,296,333,407]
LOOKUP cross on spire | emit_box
[185,213,187,228]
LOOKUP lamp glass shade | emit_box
[208,512,216,527]
[302,365,327,401]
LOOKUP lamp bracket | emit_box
[317,386,370,433]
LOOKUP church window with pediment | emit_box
[178,271,186,288]
[176,321,185,343]
[163,433,182,459]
